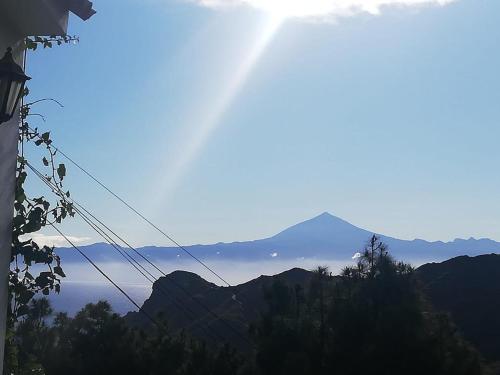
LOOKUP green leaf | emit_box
[16,191,26,204]
[54,266,66,278]
[13,215,26,227]
[17,304,29,317]
[18,290,35,305]
[57,164,66,181]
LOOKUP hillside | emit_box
[125,268,313,347]
[417,254,500,362]
[126,254,500,361]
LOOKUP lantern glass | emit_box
[0,77,10,122]
[5,80,23,118]
[0,48,30,124]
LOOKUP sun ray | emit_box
[157,15,284,205]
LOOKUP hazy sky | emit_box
[24,0,500,247]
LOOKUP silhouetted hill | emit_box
[126,254,500,361]
[57,212,500,263]
[417,254,500,362]
[125,268,313,347]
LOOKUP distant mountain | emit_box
[56,212,500,263]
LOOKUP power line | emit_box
[74,202,252,345]
[49,222,164,332]
[27,162,251,346]
[22,93,242,342]
[27,127,252,335]
[27,126,232,288]
[27,163,224,343]
[70,207,226,343]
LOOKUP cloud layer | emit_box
[24,233,91,248]
[193,0,457,19]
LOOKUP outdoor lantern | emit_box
[0,47,31,125]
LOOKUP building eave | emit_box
[0,0,95,40]
[64,0,96,21]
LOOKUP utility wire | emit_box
[27,126,232,288]
[26,128,251,342]
[70,207,225,344]
[49,222,164,332]
[27,163,224,343]
[27,162,251,346]
[73,201,251,345]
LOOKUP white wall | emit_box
[0,2,89,371]
[0,32,24,371]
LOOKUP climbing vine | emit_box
[24,35,79,51]
[9,36,78,321]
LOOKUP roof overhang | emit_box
[65,0,96,21]
[0,0,95,39]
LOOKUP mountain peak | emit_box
[283,212,357,230]
[154,270,217,294]
[311,211,351,221]
[270,212,372,247]
[315,212,335,219]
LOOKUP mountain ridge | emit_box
[125,254,500,361]
[55,212,500,263]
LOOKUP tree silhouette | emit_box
[4,236,491,375]
[254,235,486,375]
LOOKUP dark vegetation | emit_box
[417,254,500,363]
[4,299,243,375]
[252,236,487,375]
[4,236,498,374]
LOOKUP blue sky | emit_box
[24,0,500,246]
